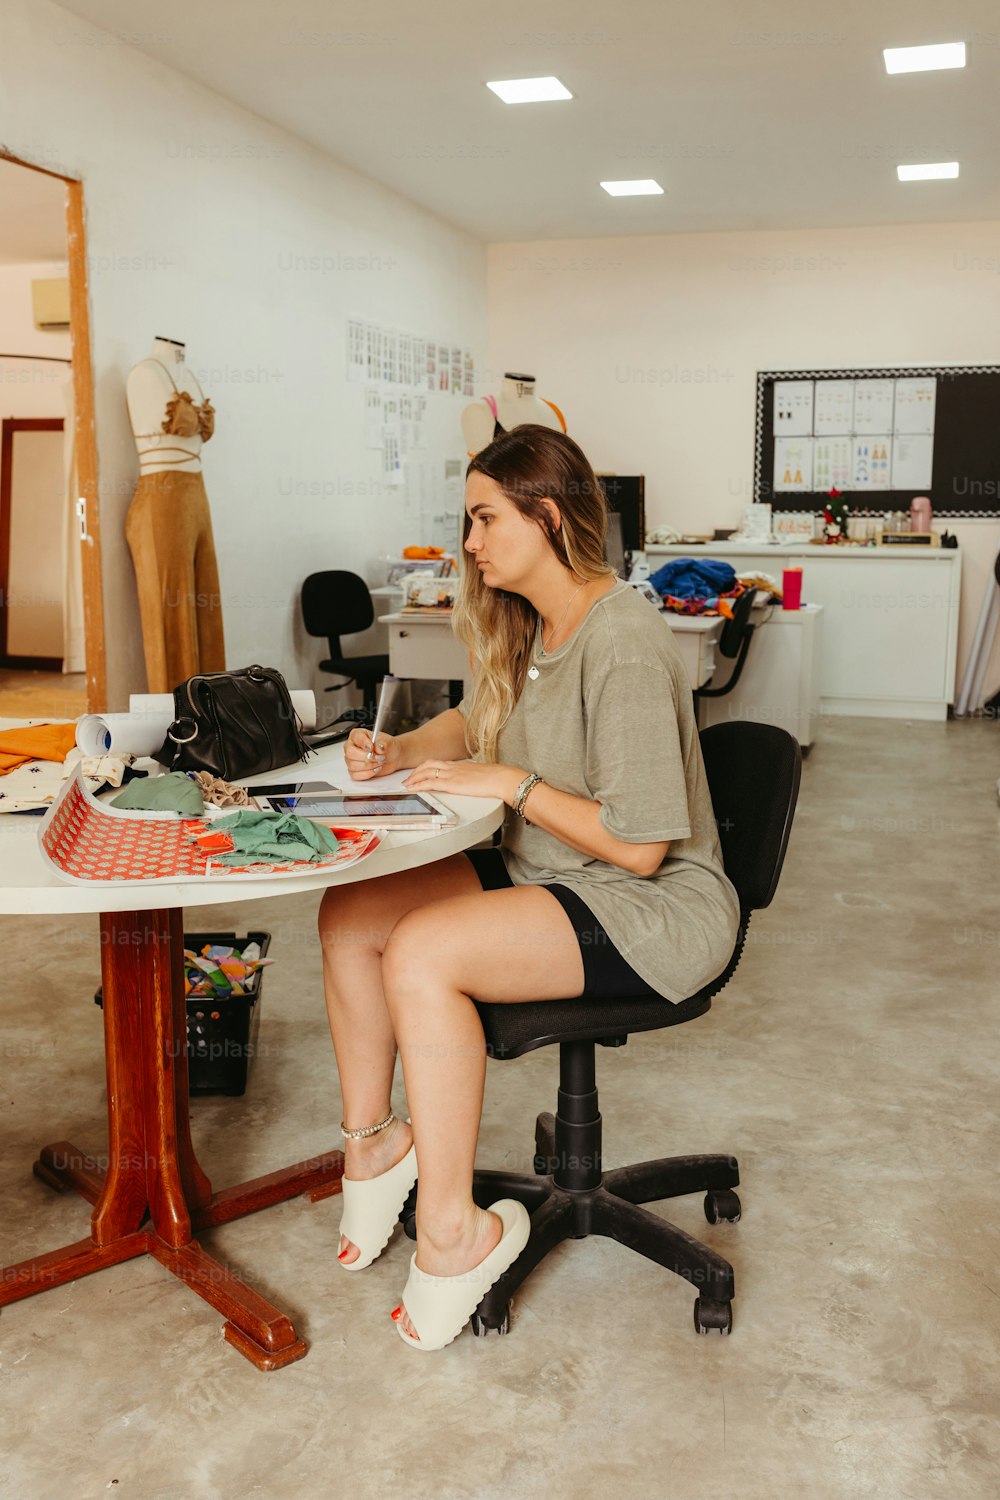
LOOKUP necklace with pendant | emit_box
[528,580,588,680]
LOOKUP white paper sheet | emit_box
[853,380,894,434]
[893,377,936,435]
[773,436,814,491]
[891,434,934,489]
[773,380,814,436]
[851,436,892,490]
[813,380,854,435]
[813,437,853,492]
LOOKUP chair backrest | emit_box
[301,571,376,647]
[699,722,801,912]
[717,586,757,659]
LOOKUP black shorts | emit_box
[464,846,661,1001]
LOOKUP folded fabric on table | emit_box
[112,772,206,815]
[0,722,78,775]
[648,557,737,599]
[648,557,743,617]
[208,809,340,865]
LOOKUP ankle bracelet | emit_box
[341,1109,396,1140]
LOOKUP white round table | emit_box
[0,736,503,1370]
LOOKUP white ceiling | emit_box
[0,159,67,264]
[52,0,1000,240]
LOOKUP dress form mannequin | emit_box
[124,337,226,692]
[461,372,566,456]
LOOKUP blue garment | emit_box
[648,557,737,600]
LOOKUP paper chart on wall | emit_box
[892,377,936,435]
[891,434,934,489]
[365,387,383,448]
[346,319,367,382]
[773,436,814,491]
[813,437,853,492]
[852,379,894,434]
[813,380,854,434]
[772,380,814,436]
[851,436,891,490]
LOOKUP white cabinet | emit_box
[648,545,961,721]
[698,604,822,747]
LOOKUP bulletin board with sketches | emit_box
[754,366,1000,516]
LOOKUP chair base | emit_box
[466,1116,740,1334]
[403,1118,741,1337]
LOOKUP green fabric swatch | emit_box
[210,809,341,865]
[112,773,205,815]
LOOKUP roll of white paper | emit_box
[75,689,317,759]
[128,690,317,730]
[76,712,168,758]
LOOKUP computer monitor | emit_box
[597,475,645,552]
[605,510,627,577]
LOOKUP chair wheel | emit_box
[470,1304,511,1337]
[401,1211,417,1241]
[694,1297,733,1336]
[704,1189,741,1224]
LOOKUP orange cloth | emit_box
[0,722,78,775]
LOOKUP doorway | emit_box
[0,153,104,721]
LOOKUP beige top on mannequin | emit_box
[126,337,214,476]
[461,373,566,456]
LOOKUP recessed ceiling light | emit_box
[883,41,966,74]
[600,179,664,197]
[486,77,572,104]
[896,161,960,181]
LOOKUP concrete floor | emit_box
[1,716,998,1500]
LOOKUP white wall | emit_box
[0,260,72,420]
[0,1,486,708]
[488,224,1000,701]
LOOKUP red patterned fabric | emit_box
[40,775,379,885]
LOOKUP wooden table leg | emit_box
[3,908,345,1371]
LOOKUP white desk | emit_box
[0,733,502,1369]
[383,609,724,692]
[649,544,961,721]
[698,604,823,748]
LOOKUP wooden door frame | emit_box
[0,151,106,709]
[0,416,65,669]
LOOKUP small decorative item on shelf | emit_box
[402,575,458,611]
[822,488,850,544]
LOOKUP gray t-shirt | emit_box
[462,580,740,1002]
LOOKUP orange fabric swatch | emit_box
[0,723,78,775]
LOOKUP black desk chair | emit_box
[405,721,800,1338]
[693,586,757,703]
[301,571,390,721]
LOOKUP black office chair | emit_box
[301,571,390,721]
[693,585,758,702]
[404,721,800,1338]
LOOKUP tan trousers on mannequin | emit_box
[125,470,226,693]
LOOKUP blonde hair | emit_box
[453,425,614,761]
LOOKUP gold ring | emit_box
[435,768,440,778]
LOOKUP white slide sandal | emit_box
[394,1199,531,1351]
[338,1144,418,1272]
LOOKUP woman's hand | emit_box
[344,727,403,781]
[404,759,522,804]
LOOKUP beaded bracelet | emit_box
[513,772,544,818]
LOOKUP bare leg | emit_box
[380,885,585,1340]
[317,853,483,1260]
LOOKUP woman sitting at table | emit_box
[318,425,739,1351]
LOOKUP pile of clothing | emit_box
[0,722,138,815]
[647,557,746,617]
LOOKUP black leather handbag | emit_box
[154,665,313,781]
